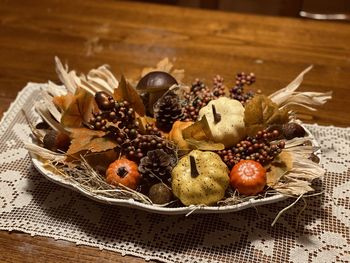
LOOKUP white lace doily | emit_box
[1,83,349,263]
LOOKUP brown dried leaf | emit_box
[113,75,145,116]
[244,95,289,136]
[67,128,117,155]
[53,93,74,111]
[61,88,96,128]
[266,151,293,187]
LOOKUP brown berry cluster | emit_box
[230,72,256,104]
[217,129,285,170]
[182,77,226,121]
[89,92,137,133]
[89,91,174,163]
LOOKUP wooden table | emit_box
[0,0,350,262]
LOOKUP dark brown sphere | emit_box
[136,71,178,116]
[282,123,306,140]
[95,91,114,110]
[148,183,173,204]
[136,71,178,91]
[43,130,71,152]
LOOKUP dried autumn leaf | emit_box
[266,151,293,187]
[60,88,96,128]
[113,75,145,116]
[67,128,117,155]
[182,115,213,141]
[53,93,74,112]
[181,116,223,150]
[244,95,289,136]
[185,138,224,151]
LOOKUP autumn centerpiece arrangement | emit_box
[25,58,332,209]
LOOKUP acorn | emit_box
[136,71,178,116]
[43,130,71,152]
[148,183,173,204]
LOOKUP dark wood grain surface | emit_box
[0,0,350,262]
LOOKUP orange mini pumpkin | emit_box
[106,158,141,190]
[168,121,193,151]
[230,160,266,196]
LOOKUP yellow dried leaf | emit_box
[182,115,213,141]
[266,151,293,187]
[244,95,289,136]
[185,138,224,151]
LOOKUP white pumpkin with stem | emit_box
[198,97,246,147]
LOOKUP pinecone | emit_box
[154,90,183,132]
[138,149,176,184]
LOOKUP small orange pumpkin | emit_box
[230,160,266,196]
[106,158,141,190]
[168,121,193,151]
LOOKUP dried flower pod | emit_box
[43,130,71,152]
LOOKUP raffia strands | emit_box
[269,65,332,111]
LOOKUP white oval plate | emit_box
[31,127,320,215]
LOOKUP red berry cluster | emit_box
[217,129,285,170]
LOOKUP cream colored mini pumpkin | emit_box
[198,97,245,147]
[171,150,229,206]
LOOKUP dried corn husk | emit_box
[24,142,66,163]
[270,138,325,196]
[269,65,332,111]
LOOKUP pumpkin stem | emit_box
[190,155,199,178]
[117,166,128,178]
[211,105,221,123]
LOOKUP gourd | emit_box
[198,97,246,147]
[171,150,229,206]
[106,158,141,190]
[230,160,266,195]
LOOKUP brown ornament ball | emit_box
[282,123,306,140]
[148,183,173,204]
[136,71,178,115]
[43,130,71,152]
